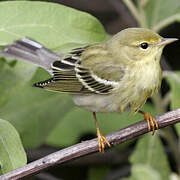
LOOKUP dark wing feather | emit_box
[34,46,116,94]
[75,65,114,94]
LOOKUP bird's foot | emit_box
[143,112,158,135]
[97,128,111,153]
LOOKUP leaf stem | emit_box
[153,14,180,32]
[137,0,148,28]
[162,91,171,109]
[122,0,141,25]
[162,128,180,174]
[152,93,165,114]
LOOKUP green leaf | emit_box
[164,71,180,136]
[0,119,27,174]
[165,71,180,110]
[0,1,107,49]
[130,134,171,180]
[125,164,162,180]
[46,103,156,146]
[143,0,180,32]
[0,60,36,107]
[0,67,74,148]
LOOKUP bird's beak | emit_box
[158,38,178,46]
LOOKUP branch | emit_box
[1,109,180,180]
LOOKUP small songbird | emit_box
[0,28,177,153]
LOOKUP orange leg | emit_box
[93,112,111,153]
[138,110,159,135]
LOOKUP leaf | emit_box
[0,68,75,148]
[0,60,36,107]
[46,103,156,147]
[0,1,107,48]
[0,119,27,174]
[164,71,180,110]
[143,0,180,32]
[124,164,162,180]
[164,71,180,136]
[130,134,171,180]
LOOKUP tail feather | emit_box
[0,38,62,73]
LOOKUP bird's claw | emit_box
[97,128,111,153]
[143,112,158,135]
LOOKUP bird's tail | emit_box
[0,38,62,73]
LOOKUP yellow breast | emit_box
[127,58,162,113]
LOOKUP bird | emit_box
[0,28,177,153]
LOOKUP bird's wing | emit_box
[35,46,125,94]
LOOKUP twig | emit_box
[122,0,141,25]
[1,109,180,180]
[27,147,131,166]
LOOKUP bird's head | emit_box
[107,28,178,63]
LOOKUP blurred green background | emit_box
[0,0,180,179]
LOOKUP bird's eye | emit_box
[140,42,149,49]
